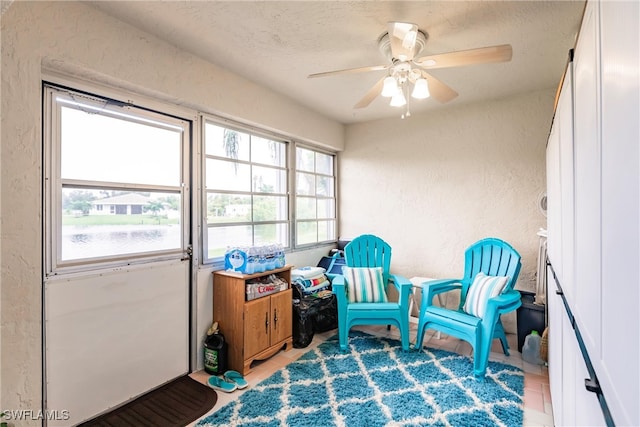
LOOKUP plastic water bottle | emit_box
[276,244,285,268]
[522,330,544,365]
[257,246,267,272]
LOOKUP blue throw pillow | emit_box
[342,266,388,303]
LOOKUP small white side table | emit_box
[409,277,445,340]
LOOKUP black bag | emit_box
[292,282,338,348]
[292,298,317,348]
[311,295,338,333]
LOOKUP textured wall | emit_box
[0,1,342,419]
[341,90,552,295]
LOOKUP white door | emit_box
[43,84,192,426]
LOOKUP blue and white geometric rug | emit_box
[197,331,524,426]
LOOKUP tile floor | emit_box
[189,324,553,426]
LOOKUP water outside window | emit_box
[61,188,182,261]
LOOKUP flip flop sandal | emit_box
[207,375,237,393]
[223,370,248,389]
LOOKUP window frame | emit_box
[293,144,338,248]
[201,116,293,264]
[43,83,192,276]
[200,118,339,266]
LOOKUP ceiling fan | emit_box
[308,22,513,118]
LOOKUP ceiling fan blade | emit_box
[308,64,389,79]
[421,71,458,104]
[414,44,513,69]
[388,21,420,61]
[354,76,385,109]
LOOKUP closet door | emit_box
[546,60,574,425]
[558,66,575,302]
[573,0,601,355]
[572,3,606,423]
[598,1,640,425]
[546,122,566,424]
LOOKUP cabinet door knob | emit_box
[265,312,270,332]
[273,308,278,328]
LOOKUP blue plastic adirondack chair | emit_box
[332,234,413,351]
[414,238,522,376]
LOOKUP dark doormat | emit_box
[79,375,217,427]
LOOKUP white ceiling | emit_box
[85,1,586,124]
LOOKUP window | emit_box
[295,147,336,246]
[44,85,190,273]
[203,119,289,262]
[202,120,338,263]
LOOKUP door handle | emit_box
[181,245,193,261]
[273,308,278,329]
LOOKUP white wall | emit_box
[1,1,343,419]
[340,91,553,333]
[341,90,552,289]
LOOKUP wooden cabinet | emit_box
[213,266,293,376]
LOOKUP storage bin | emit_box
[516,290,546,353]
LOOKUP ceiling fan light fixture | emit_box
[381,76,399,97]
[402,30,418,50]
[390,90,406,107]
[411,78,430,99]
[311,21,509,115]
